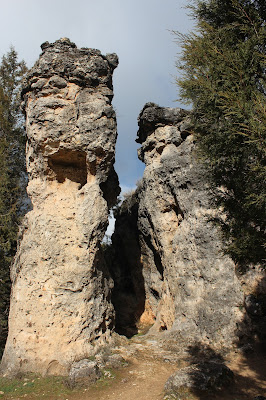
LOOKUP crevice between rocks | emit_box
[103,192,147,338]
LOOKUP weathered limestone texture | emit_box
[112,103,244,348]
[1,38,120,376]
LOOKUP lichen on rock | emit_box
[1,38,120,376]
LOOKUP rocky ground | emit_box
[1,333,265,400]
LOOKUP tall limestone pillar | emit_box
[1,38,120,376]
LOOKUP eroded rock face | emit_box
[1,38,119,376]
[112,103,244,348]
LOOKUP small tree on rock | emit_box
[0,47,27,355]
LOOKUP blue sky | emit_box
[0,0,194,190]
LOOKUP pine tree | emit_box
[0,47,27,355]
[176,0,266,269]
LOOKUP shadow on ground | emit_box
[184,274,266,400]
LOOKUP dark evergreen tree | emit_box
[176,0,266,269]
[0,48,27,355]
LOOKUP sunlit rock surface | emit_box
[112,103,244,348]
[1,38,120,376]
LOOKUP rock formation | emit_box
[1,38,120,376]
[165,361,234,396]
[111,103,244,348]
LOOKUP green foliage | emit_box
[176,0,266,268]
[0,47,27,355]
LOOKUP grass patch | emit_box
[0,375,73,399]
[0,367,121,399]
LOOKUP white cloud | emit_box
[105,211,116,239]
[104,183,137,240]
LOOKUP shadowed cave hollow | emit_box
[48,149,88,187]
